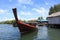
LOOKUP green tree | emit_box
[49,4,60,15]
[49,7,54,15]
[38,17,43,20]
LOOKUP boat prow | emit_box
[12,8,37,34]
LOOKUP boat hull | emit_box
[17,21,37,34]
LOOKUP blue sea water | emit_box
[0,24,20,40]
[0,24,60,40]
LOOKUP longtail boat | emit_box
[12,8,37,34]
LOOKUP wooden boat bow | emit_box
[12,8,37,34]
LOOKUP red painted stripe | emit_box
[17,21,36,28]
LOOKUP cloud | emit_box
[0,9,14,21]
[18,0,33,5]
[32,7,47,14]
[0,9,11,15]
[19,11,31,16]
[0,9,7,14]
[19,17,38,21]
[0,17,14,22]
[26,17,38,20]
[44,0,54,5]
[32,7,49,19]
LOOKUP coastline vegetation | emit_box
[0,19,37,24]
[0,17,43,24]
[0,20,16,24]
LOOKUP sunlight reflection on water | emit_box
[34,26,49,40]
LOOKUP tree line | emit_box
[0,17,43,24]
[49,4,60,15]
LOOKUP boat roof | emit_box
[37,19,48,22]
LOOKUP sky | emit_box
[0,0,60,21]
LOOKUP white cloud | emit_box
[20,11,31,16]
[44,0,54,5]
[0,17,14,22]
[32,7,49,19]
[18,0,33,4]
[0,9,7,14]
[26,18,38,20]
[19,17,37,21]
[32,7,47,14]
[0,9,11,15]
